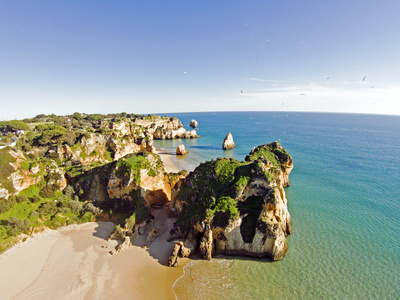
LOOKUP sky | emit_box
[1,0,400,120]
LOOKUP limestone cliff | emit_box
[168,142,293,266]
[71,151,187,251]
[133,116,199,139]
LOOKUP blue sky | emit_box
[1,0,400,119]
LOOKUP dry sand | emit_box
[155,148,181,173]
[0,151,188,300]
[0,208,186,300]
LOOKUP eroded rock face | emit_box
[144,226,160,247]
[133,116,200,140]
[105,153,172,208]
[168,142,293,266]
[222,132,235,150]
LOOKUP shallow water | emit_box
[154,112,400,299]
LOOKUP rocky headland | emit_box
[0,113,196,252]
[167,142,293,266]
[0,113,293,270]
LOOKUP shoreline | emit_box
[0,147,189,299]
[155,147,182,173]
[0,213,187,299]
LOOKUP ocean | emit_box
[154,112,400,300]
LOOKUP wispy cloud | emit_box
[246,77,277,83]
[231,83,400,115]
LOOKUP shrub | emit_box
[125,213,136,233]
[62,130,76,146]
[84,202,102,215]
[68,200,83,214]
[63,185,75,198]
[39,185,57,198]
[16,195,28,203]
[0,198,16,214]
[37,201,58,216]
[6,217,30,236]
[46,214,66,229]
[30,195,42,203]
[0,120,29,132]
[28,211,40,222]
[80,211,94,223]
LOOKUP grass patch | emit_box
[115,152,163,185]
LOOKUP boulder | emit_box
[189,119,198,128]
[222,132,235,150]
[176,144,188,155]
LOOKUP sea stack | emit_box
[222,132,235,150]
[176,144,188,155]
[189,119,198,128]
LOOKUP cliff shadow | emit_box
[142,205,177,266]
[92,221,115,240]
[213,253,273,264]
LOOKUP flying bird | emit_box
[241,90,244,94]
[363,76,366,81]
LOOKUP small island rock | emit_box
[189,119,198,128]
[176,144,188,155]
[222,132,235,150]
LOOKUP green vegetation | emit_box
[176,142,291,234]
[0,181,101,252]
[0,120,29,132]
[115,152,163,185]
[0,111,203,253]
[0,148,17,195]
[245,142,292,169]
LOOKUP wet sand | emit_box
[0,151,187,299]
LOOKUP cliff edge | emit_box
[167,142,293,266]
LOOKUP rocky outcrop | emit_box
[106,152,171,207]
[144,226,160,247]
[79,133,154,163]
[189,120,198,128]
[167,142,293,266]
[168,241,184,267]
[110,236,131,255]
[176,144,188,155]
[222,132,235,150]
[133,116,199,140]
[154,127,199,140]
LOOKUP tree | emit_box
[0,120,29,133]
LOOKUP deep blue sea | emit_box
[154,112,400,300]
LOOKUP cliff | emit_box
[0,113,196,251]
[132,115,199,140]
[168,142,293,266]
[0,113,198,202]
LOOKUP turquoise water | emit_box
[154,112,400,299]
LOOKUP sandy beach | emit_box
[155,148,181,173]
[0,150,187,300]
